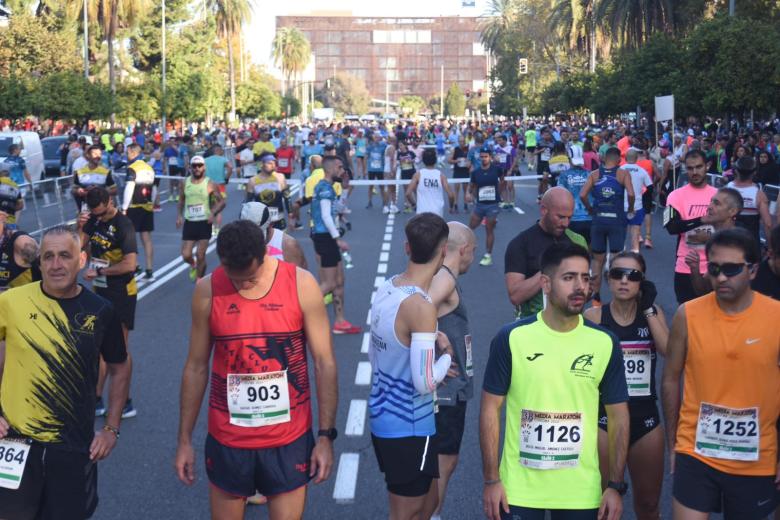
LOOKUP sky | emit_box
[245,0,491,73]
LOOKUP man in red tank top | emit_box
[174,220,338,520]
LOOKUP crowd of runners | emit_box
[0,114,779,520]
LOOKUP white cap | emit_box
[240,201,272,231]
[687,128,694,136]
[569,145,584,166]
[190,155,205,165]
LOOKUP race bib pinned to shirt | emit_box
[186,203,205,220]
[520,410,583,469]
[464,334,473,377]
[0,438,31,490]
[541,150,551,162]
[695,403,759,461]
[623,347,651,397]
[278,158,289,168]
[478,186,496,202]
[370,158,382,170]
[227,371,291,428]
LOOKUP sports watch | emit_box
[318,428,338,441]
[607,480,628,496]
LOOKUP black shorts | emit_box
[568,220,592,245]
[673,272,697,305]
[368,171,384,181]
[526,146,536,154]
[537,160,550,176]
[0,440,98,520]
[641,185,654,213]
[126,207,154,233]
[501,506,597,520]
[95,286,137,330]
[371,434,439,497]
[400,170,415,181]
[205,431,314,498]
[453,169,470,179]
[672,453,778,519]
[312,233,340,268]
[182,219,212,242]
[598,399,660,446]
[168,165,184,176]
[434,399,467,455]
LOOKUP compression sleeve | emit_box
[410,332,452,395]
[663,205,703,235]
[320,198,340,239]
[122,181,135,211]
[151,185,158,204]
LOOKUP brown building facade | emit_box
[276,16,488,105]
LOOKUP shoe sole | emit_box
[121,409,138,419]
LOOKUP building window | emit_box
[378,57,397,69]
[472,42,485,56]
[372,29,432,44]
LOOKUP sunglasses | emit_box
[706,262,751,277]
[192,164,205,168]
[608,268,644,282]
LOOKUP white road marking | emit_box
[384,226,393,233]
[383,233,392,241]
[361,333,370,354]
[137,242,217,300]
[381,242,390,251]
[354,361,372,385]
[374,276,385,288]
[366,308,371,325]
[513,206,525,215]
[345,399,367,437]
[333,453,360,503]
[379,252,389,262]
[370,290,377,303]
[377,263,387,274]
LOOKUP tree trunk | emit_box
[227,30,236,122]
[108,1,118,127]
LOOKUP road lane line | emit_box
[384,226,393,233]
[381,242,390,251]
[376,263,387,274]
[137,242,216,300]
[361,333,370,354]
[333,453,359,503]
[379,252,389,262]
[374,276,385,288]
[513,206,525,215]
[383,233,392,241]
[345,399,367,437]
[354,361,372,385]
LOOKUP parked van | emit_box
[0,131,44,182]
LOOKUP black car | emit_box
[41,136,68,179]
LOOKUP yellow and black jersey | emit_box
[127,159,159,212]
[0,231,41,291]
[82,212,138,296]
[73,164,114,190]
[0,177,21,223]
[0,282,127,452]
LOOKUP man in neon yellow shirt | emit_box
[481,242,629,520]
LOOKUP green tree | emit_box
[595,0,674,49]
[272,26,312,95]
[36,72,113,121]
[281,94,301,118]
[116,80,160,122]
[210,0,253,121]
[0,75,36,119]
[0,13,81,77]
[398,96,426,116]
[444,83,466,116]
[235,83,282,119]
[129,0,192,72]
[319,73,370,115]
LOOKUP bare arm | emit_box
[102,252,137,277]
[619,169,635,213]
[405,173,420,205]
[648,306,670,357]
[442,175,455,207]
[207,181,226,217]
[757,190,772,238]
[428,267,456,315]
[505,271,542,307]
[480,390,509,520]
[662,305,688,473]
[103,359,131,434]
[604,402,629,481]
[579,172,596,213]
[283,234,308,270]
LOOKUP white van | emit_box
[0,131,44,183]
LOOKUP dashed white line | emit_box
[377,263,388,274]
[381,243,390,251]
[383,233,392,241]
[137,242,217,300]
[513,206,526,215]
[361,333,370,354]
[333,453,360,503]
[385,226,393,233]
[370,290,377,303]
[354,361,372,385]
[374,276,385,288]
[379,252,389,262]
[345,399,367,437]
[366,308,371,325]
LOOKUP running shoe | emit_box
[247,493,268,506]
[212,226,220,237]
[323,292,333,305]
[333,320,362,335]
[189,266,197,282]
[291,222,303,231]
[644,237,654,249]
[95,396,106,417]
[121,399,137,419]
[389,204,399,214]
[403,206,413,213]
[135,265,143,276]
[382,205,390,214]
[479,253,493,266]
[153,205,162,213]
[144,270,156,282]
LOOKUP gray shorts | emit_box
[473,202,500,220]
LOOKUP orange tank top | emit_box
[675,292,780,475]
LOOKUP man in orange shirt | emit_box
[662,228,780,520]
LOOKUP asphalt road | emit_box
[82,164,696,520]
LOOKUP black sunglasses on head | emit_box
[608,268,644,282]
[706,262,751,278]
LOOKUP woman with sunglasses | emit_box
[583,251,669,520]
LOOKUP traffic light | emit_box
[519,58,528,75]
[466,89,472,98]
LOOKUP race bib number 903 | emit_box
[227,371,291,428]
[520,410,583,469]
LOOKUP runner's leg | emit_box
[485,217,496,254]
[140,231,153,272]
[434,455,458,517]
[672,500,709,520]
[388,482,438,520]
[181,240,195,268]
[626,426,664,520]
[266,485,307,520]
[209,484,246,520]
[195,239,209,278]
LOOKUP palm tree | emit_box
[595,0,674,49]
[210,0,253,122]
[478,0,520,55]
[549,0,600,72]
[272,26,311,97]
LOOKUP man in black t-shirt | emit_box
[751,224,780,299]
[449,136,471,212]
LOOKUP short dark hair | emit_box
[86,186,110,208]
[322,155,341,173]
[405,213,448,264]
[540,242,590,276]
[705,227,760,265]
[609,250,647,273]
[422,148,437,167]
[684,149,707,164]
[718,187,743,213]
[217,220,266,271]
[87,144,102,155]
[604,146,621,161]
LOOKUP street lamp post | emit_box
[729,0,735,15]
[83,0,89,78]
[161,0,167,134]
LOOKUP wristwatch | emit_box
[643,305,657,318]
[607,480,628,496]
[96,266,104,277]
[317,428,338,441]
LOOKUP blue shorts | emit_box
[473,202,500,220]
[627,208,645,226]
[590,221,626,254]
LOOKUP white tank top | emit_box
[726,181,759,215]
[416,168,444,216]
[266,229,285,260]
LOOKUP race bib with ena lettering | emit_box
[520,410,583,469]
[623,346,651,397]
[227,371,291,428]
[478,186,496,202]
[90,258,109,288]
[0,438,31,490]
[695,403,759,461]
